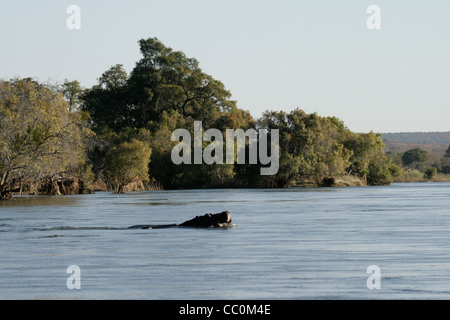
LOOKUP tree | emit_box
[80,38,402,189]
[365,154,401,186]
[98,64,128,90]
[255,109,351,187]
[61,80,83,112]
[104,139,151,193]
[255,108,402,187]
[424,167,437,180]
[129,37,237,126]
[439,157,450,174]
[445,145,450,158]
[0,78,92,199]
[402,148,429,169]
[82,37,237,131]
[145,111,239,189]
[81,38,255,189]
[345,132,379,176]
[81,65,131,131]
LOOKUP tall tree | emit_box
[402,148,429,169]
[128,37,237,127]
[81,65,131,131]
[82,37,237,131]
[445,145,450,158]
[104,139,151,194]
[0,78,91,199]
[61,79,83,112]
[98,64,128,90]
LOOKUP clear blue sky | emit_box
[1,0,449,133]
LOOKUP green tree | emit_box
[146,111,239,189]
[345,132,380,176]
[402,148,430,169]
[98,64,128,90]
[81,38,255,189]
[439,157,450,174]
[81,65,131,131]
[256,108,400,187]
[61,80,84,112]
[80,38,403,190]
[0,78,92,199]
[82,38,238,132]
[365,154,402,185]
[424,167,437,180]
[445,145,450,158]
[257,108,354,187]
[128,37,236,127]
[104,139,151,193]
[141,110,186,189]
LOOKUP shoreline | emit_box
[5,177,450,199]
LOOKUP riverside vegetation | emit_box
[1,37,448,199]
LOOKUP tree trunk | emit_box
[0,190,13,200]
[50,179,62,196]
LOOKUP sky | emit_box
[0,0,449,133]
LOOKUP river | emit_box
[1,182,450,299]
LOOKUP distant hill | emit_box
[381,132,450,145]
[380,132,450,156]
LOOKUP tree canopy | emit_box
[0,78,93,198]
[82,38,238,131]
[1,37,409,197]
[401,148,430,169]
[79,38,405,190]
[445,145,450,158]
[104,139,151,193]
[256,109,401,187]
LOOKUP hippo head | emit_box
[180,211,232,227]
[213,211,232,224]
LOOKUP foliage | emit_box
[0,78,93,198]
[82,38,238,131]
[104,139,151,193]
[256,108,400,187]
[445,145,450,158]
[61,79,84,112]
[424,167,438,180]
[401,148,430,169]
[81,64,131,131]
[81,38,256,190]
[440,157,450,174]
[2,38,412,197]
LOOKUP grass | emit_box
[394,170,450,183]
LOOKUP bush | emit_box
[424,167,438,180]
[104,140,151,193]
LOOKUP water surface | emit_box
[1,182,450,299]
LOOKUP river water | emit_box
[1,182,450,299]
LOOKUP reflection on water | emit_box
[0,195,81,207]
[1,182,450,299]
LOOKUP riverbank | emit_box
[290,172,450,188]
[394,171,450,183]
[5,172,450,199]
[292,175,367,188]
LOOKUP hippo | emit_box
[127,211,233,229]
